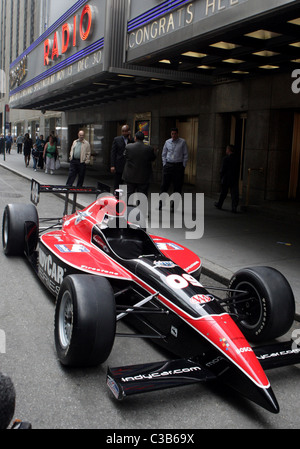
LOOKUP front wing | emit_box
[107,340,300,400]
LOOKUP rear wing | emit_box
[30,179,110,215]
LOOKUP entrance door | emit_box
[176,117,198,185]
[289,112,300,199]
[230,113,247,194]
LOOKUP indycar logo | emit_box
[38,247,66,294]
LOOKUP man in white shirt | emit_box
[159,128,188,208]
[66,130,91,187]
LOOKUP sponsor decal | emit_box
[75,210,92,225]
[156,242,184,251]
[153,260,176,268]
[190,294,214,305]
[257,347,300,360]
[236,347,253,354]
[220,337,230,351]
[81,265,119,277]
[55,244,90,253]
[107,375,120,400]
[38,247,66,294]
[121,366,202,383]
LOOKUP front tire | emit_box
[54,275,116,367]
[228,266,295,342]
[2,203,38,256]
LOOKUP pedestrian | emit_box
[66,130,91,186]
[123,131,157,201]
[43,135,57,175]
[16,134,24,154]
[214,144,240,213]
[23,133,33,167]
[110,125,134,191]
[5,133,13,154]
[36,134,45,169]
[32,144,40,171]
[0,134,5,154]
[159,127,188,209]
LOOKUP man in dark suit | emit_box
[123,131,156,201]
[110,125,133,191]
[214,144,240,213]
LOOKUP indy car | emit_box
[2,180,299,414]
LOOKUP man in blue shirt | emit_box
[159,128,188,209]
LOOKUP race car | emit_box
[2,180,299,414]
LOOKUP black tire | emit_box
[54,275,116,367]
[228,266,295,342]
[2,203,38,256]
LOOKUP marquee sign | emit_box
[44,5,94,65]
[9,0,106,108]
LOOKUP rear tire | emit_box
[2,203,38,256]
[228,266,295,342]
[54,275,116,367]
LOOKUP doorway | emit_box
[230,112,247,193]
[289,112,300,199]
[176,117,198,185]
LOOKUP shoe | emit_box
[50,170,54,175]
[214,202,222,210]
[45,170,48,174]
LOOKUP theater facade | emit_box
[7,0,300,204]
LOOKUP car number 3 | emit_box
[165,274,202,289]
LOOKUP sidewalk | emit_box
[1,148,300,316]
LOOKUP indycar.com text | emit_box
[121,366,201,382]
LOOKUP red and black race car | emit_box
[2,180,299,414]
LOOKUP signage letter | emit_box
[80,5,93,41]
[62,23,70,54]
[44,39,50,66]
[51,32,60,60]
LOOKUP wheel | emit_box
[228,266,295,342]
[2,203,38,256]
[54,275,116,367]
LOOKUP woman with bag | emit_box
[43,135,57,174]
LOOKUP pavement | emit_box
[1,147,300,317]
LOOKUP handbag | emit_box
[55,157,61,170]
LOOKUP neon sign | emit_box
[44,5,94,66]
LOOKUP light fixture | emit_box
[253,50,279,57]
[181,51,207,58]
[259,65,279,69]
[159,59,171,64]
[288,18,300,25]
[223,58,244,64]
[210,42,239,50]
[245,30,281,40]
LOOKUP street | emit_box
[0,168,300,430]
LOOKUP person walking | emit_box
[214,144,240,213]
[66,130,91,186]
[0,134,5,154]
[43,135,57,174]
[5,133,13,154]
[36,135,45,169]
[110,125,133,191]
[16,134,24,154]
[123,131,156,201]
[23,133,33,167]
